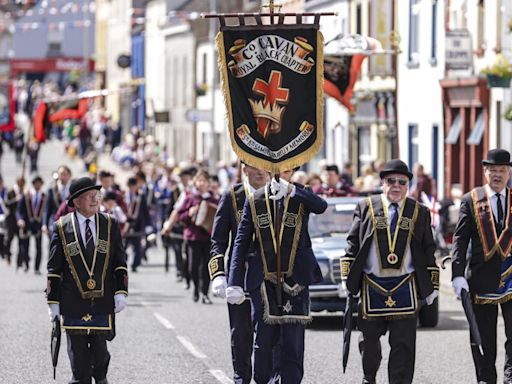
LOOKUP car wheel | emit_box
[418,297,439,328]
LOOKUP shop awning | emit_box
[466,111,484,145]
[445,113,462,144]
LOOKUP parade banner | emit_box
[217,24,324,174]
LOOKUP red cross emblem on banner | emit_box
[251,70,289,139]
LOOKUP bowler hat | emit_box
[379,159,413,180]
[482,149,512,167]
[67,177,101,207]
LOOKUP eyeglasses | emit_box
[386,177,408,186]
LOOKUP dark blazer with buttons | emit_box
[343,196,438,300]
[46,212,128,317]
[228,184,327,292]
[210,184,244,279]
[451,191,507,294]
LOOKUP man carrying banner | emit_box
[451,149,512,384]
[341,159,439,384]
[209,162,268,384]
[227,168,327,383]
[46,177,128,384]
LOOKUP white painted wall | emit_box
[396,0,445,195]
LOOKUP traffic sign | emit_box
[185,109,212,122]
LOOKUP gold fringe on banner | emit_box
[216,30,325,174]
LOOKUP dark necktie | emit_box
[496,193,504,231]
[390,203,399,235]
[85,219,95,263]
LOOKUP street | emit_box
[0,141,507,384]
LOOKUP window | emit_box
[430,0,437,65]
[408,124,419,168]
[182,56,187,106]
[466,111,484,145]
[408,0,420,66]
[356,3,362,35]
[445,113,461,144]
[202,52,207,85]
[476,1,485,55]
[432,124,439,182]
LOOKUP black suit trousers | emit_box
[228,301,254,384]
[472,300,512,384]
[357,310,417,384]
[66,333,110,384]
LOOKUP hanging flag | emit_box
[49,98,88,122]
[0,82,15,132]
[217,23,324,174]
[323,35,382,111]
[34,102,49,143]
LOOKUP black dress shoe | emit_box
[362,378,376,384]
[96,378,109,384]
[193,290,199,302]
[201,295,212,304]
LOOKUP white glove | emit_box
[425,290,439,305]
[114,293,127,313]
[226,286,246,305]
[48,304,60,322]
[211,276,227,299]
[452,276,469,299]
[270,178,294,201]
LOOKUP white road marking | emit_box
[209,369,233,384]
[177,336,207,359]
[153,312,175,329]
[449,316,467,321]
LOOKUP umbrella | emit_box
[342,293,354,373]
[50,316,61,380]
[461,288,483,356]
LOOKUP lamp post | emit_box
[209,0,217,173]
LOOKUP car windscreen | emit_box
[308,202,357,238]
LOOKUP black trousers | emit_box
[66,333,110,384]
[357,312,417,384]
[188,240,210,296]
[18,233,42,271]
[471,300,512,384]
[125,235,143,271]
[228,301,254,384]
[251,287,306,384]
[170,239,184,278]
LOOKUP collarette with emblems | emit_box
[471,187,512,261]
[249,184,304,280]
[57,213,111,299]
[368,196,419,270]
[25,191,46,222]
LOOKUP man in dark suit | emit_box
[227,168,327,384]
[125,177,151,272]
[452,149,512,384]
[43,165,72,236]
[209,163,268,384]
[17,175,47,273]
[341,159,439,384]
[47,177,128,384]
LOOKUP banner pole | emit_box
[274,173,282,308]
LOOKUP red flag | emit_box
[0,83,16,132]
[323,35,382,111]
[324,54,366,111]
[49,98,88,122]
[34,102,48,143]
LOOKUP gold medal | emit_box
[86,278,96,290]
[387,253,398,265]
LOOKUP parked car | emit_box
[309,196,439,327]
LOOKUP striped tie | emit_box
[85,219,95,262]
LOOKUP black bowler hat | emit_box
[482,149,512,167]
[67,177,101,207]
[379,159,413,180]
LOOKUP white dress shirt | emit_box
[485,184,507,224]
[363,196,415,277]
[75,211,96,246]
